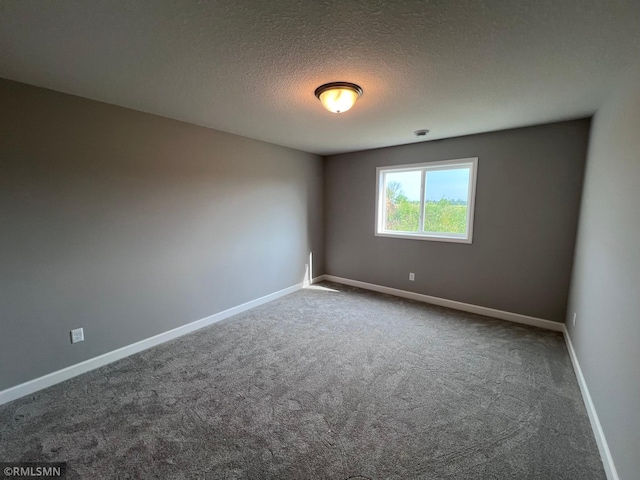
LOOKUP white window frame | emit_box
[375,157,478,244]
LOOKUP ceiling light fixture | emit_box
[314,82,363,114]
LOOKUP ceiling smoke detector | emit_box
[414,129,430,137]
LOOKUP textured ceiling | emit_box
[1,1,639,155]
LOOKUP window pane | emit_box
[384,170,421,232]
[423,167,470,234]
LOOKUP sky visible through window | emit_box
[388,168,470,202]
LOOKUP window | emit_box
[375,157,478,243]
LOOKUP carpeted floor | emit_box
[0,282,605,479]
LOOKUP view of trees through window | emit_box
[384,167,470,234]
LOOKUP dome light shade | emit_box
[314,82,363,113]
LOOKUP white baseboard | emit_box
[0,276,324,406]
[563,326,619,480]
[323,275,563,332]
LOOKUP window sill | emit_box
[374,231,473,244]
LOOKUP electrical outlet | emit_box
[572,313,577,326]
[71,328,84,344]
[409,272,415,281]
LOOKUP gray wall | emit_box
[325,120,590,322]
[566,66,640,480]
[0,79,324,391]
